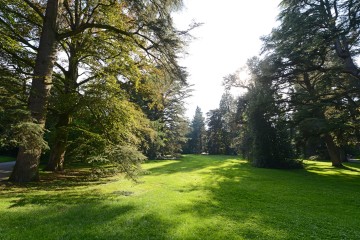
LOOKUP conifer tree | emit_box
[187,107,206,154]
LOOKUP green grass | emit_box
[0,156,15,163]
[0,155,360,239]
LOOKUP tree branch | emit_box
[23,0,45,19]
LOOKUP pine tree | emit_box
[187,107,206,154]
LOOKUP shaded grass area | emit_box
[0,155,359,239]
[0,156,15,163]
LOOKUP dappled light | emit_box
[1,155,359,239]
[1,0,360,239]
[305,160,360,179]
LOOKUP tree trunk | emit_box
[323,134,342,167]
[334,36,360,79]
[9,0,60,182]
[339,147,348,163]
[44,113,71,171]
[45,40,79,171]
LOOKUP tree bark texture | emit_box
[9,0,60,182]
[45,113,72,171]
[45,41,78,171]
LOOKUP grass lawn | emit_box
[0,155,359,239]
[0,156,15,163]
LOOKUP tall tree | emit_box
[218,91,236,155]
[224,57,297,168]
[260,0,360,166]
[125,67,191,159]
[9,0,61,182]
[206,109,223,155]
[206,91,236,155]
[2,0,191,181]
[187,107,206,154]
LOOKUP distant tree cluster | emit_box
[221,0,360,168]
[0,0,194,182]
[2,0,359,181]
[186,0,360,169]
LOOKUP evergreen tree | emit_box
[206,91,236,155]
[206,109,223,154]
[260,0,360,166]
[187,107,206,154]
[218,91,236,155]
[1,0,191,181]
[129,68,191,159]
[224,57,299,168]
[0,0,193,182]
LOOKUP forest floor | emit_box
[0,155,359,239]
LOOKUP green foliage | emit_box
[253,0,360,164]
[246,83,297,169]
[225,58,299,168]
[11,121,49,155]
[0,23,32,154]
[186,107,206,154]
[206,109,225,154]
[62,77,154,171]
[0,0,192,181]
[88,144,147,180]
[207,92,236,155]
[0,68,46,156]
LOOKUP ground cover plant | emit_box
[0,155,359,239]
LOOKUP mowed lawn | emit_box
[0,155,360,239]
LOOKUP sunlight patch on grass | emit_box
[304,160,360,177]
[1,155,360,239]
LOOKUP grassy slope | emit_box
[0,155,359,239]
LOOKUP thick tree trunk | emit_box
[9,0,60,182]
[323,134,342,167]
[10,146,41,181]
[44,113,71,171]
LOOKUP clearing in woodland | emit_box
[0,155,359,239]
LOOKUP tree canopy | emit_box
[0,0,193,182]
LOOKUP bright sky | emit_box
[173,0,281,119]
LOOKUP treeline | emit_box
[2,0,360,181]
[185,0,360,169]
[0,0,194,182]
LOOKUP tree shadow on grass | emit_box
[2,155,359,239]
[174,160,360,239]
[7,190,108,208]
[142,156,360,239]
[0,166,118,193]
[0,201,175,240]
[303,161,360,181]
